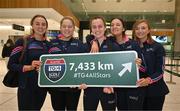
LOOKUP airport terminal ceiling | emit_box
[62,0,175,29]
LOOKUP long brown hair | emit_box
[132,19,154,44]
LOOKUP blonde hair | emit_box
[60,16,75,28]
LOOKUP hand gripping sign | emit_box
[38,51,139,88]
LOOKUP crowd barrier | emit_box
[165,51,180,84]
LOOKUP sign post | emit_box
[38,51,139,88]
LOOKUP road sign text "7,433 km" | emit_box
[38,51,139,88]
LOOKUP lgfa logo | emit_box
[44,58,66,83]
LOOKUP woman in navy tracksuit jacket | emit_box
[7,15,59,110]
[83,16,120,111]
[49,16,87,111]
[132,19,169,110]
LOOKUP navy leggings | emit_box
[143,96,165,111]
[18,79,47,110]
[49,88,81,111]
[83,87,116,111]
[115,87,146,110]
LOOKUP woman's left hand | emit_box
[90,41,99,53]
[136,78,151,87]
[78,83,87,90]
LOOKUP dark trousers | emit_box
[83,88,116,111]
[115,87,146,110]
[49,88,81,111]
[18,83,47,110]
[143,96,165,111]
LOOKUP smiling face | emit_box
[135,22,150,39]
[133,21,151,43]
[110,18,125,37]
[60,18,75,40]
[90,17,106,40]
[31,16,48,37]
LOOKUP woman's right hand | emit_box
[31,60,41,71]
[90,41,99,53]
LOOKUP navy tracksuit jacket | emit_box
[140,41,169,110]
[106,36,147,110]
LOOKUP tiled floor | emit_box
[0,58,180,111]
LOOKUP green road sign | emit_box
[38,51,139,88]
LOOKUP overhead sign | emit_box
[12,24,25,31]
[176,23,180,27]
[38,51,139,88]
